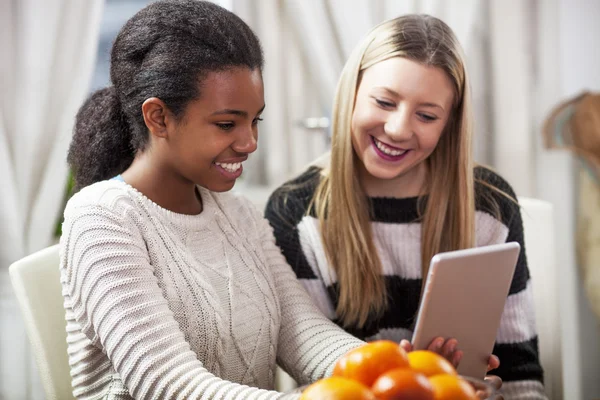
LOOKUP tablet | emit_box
[411,242,520,379]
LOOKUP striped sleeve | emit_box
[476,167,547,399]
[264,169,337,319]
[264,185,317,281]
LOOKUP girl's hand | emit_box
[400,337,462,367]
[482,358,503,399]
[401,339,502,399]
[481,374,503,399]
[487,354,500,371]
[400,337,500,371]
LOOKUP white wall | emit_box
[537,0,600,399]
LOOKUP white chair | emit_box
[9,244,74,400]
[518,197,562,400]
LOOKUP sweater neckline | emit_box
[367,195,423,223]
[116,180,217,228]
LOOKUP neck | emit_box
[121,152,203,215]
[359,163,428,198]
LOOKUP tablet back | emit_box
[411,242,520,379]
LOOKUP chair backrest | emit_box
[518,197,562,400]
[9,245,74,400]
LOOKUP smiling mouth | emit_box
[371,136,408,156]
[214,162,242,173]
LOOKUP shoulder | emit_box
[474,165,521,226]
[63,180,139,221]
[474,165,517,198]
[267,166,322,209]
[60,181,147,261]
[265,166,322,225]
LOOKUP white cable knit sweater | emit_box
[59,180,364,399]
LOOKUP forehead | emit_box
[196,67,264,110]
[359,57,454,107]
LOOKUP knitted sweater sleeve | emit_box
[248,200,364,385]
[476,168,547,399]
[61,202,299,400]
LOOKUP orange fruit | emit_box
[429,374,478,400]
[407,350,457,377]
[299,377,376,400]
[333,340,410,387]
[372,368,435,400]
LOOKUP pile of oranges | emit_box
[299,340,478,400]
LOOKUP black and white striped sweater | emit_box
[265,166,546,399]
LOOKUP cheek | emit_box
[418,126,445,153]
[351,107,382,144]
[350,111,371,156]
[354,104,382,131]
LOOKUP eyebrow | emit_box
[211,104,266,117]
[378,87,445,112]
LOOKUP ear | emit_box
[142,97,174,139]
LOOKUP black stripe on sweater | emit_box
[491,336,544,383]
[327,276,423,339]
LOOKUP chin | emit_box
[364,163,404,181]
[371,171,403,181]
[207,180,236,193]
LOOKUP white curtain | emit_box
[489,0,536,196]
[488,1,565,399]
[233,0,331,193]
[0,0,104,398]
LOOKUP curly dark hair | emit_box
[68,0,264,191]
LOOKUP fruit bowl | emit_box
[293,342,502,399]
[290,376,498,399]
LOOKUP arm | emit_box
[479,174,547,400]
[62,204,297,400]
[264,187,337,320]
[258,201,364,385]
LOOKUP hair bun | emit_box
[67,86,134,191]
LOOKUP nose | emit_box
[384,108,413,141]
[233,126,258,154]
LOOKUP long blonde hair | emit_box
[311,14,475,328]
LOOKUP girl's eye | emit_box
[375,99,395,108]
[216,122,235,131]
[418,113,438,122]
[252,117,264,126]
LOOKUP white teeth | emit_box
[215,162,242,173]
[374,138,407,156]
